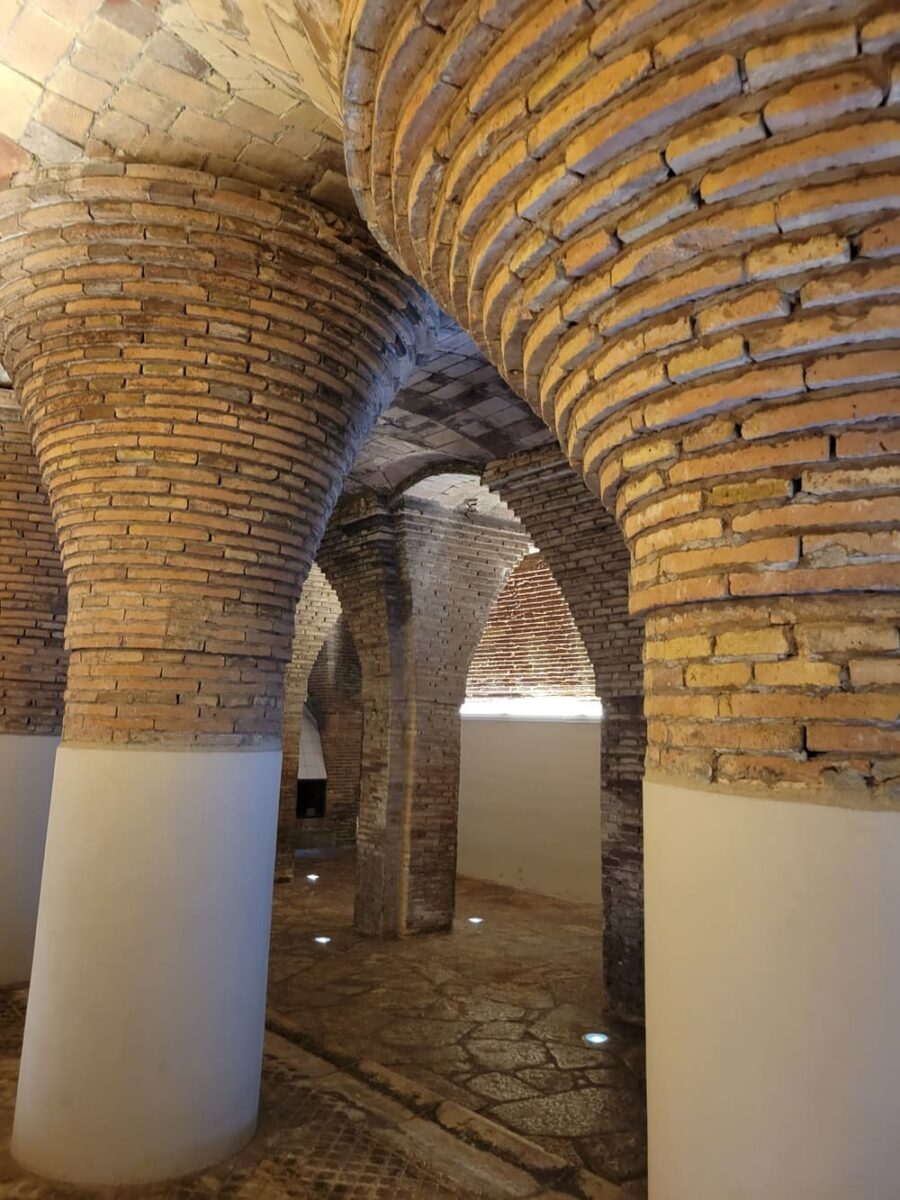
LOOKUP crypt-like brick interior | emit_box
[0,2,897,1198]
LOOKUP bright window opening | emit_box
[460,696,603,721]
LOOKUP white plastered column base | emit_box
[12,745,281,1186]
[645,778,900,1200]
[0,733,58,986]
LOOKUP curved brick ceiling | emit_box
[0,0,548,492]
[0,0,348,206]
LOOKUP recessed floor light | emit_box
[314,936,331,945]
[582,1032,609,1046]
[467,917,484,925]
[306,874,320,882]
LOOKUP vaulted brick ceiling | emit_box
[0,0,547,492]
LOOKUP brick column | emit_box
[276,565,342,883]
[319,492,528,935]
[342,3,900,1195]
[484,449,645,1021]
[0,405,66,985]
[0,163,432,1186]
[307,615,364,845]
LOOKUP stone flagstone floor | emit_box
[268,851,647,1193]
[0,984,625,1200]
[0,851,646,1198]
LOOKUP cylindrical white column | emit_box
[645,779,900,1200]
[12,745,281,1185]
[0,733,58,986]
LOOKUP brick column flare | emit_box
[343,0,900,800]
[0,163,435,749]
[0,162,435,1187]
[0,406,66,985]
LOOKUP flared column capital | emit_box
[0,162,437,746]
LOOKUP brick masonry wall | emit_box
[0,407,67,734]
[307,614,364,846]
[467,550,595,699]
[0,162,434,747]
[485,448,646,1019]
[344,0,900,806]
[319,491,529,936]
[275,563,342,882]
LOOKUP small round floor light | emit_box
[314,936,331,945]
[582,1032,609,1046]
[306,874,320,882]
[467,916,484,925]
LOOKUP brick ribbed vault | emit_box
[0,163,434,748]
[343,0,900,801]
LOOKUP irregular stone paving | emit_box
[268,851,647,1194]
[0,986,587,1200]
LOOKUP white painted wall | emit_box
[0,733,58,985]
[457,717,602,904]
[13,745,281,1186]
[645,779,900,1200]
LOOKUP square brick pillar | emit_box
[319,491,529,936]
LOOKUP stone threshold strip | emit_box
[266,1009,629,1200]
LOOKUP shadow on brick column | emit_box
[0,163,433,1186]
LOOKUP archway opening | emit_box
[459,549,604,905]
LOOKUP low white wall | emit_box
[457,717,601,904]
[645,779,900,1200]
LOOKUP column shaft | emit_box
[0,163,432,1185]
[307,616,364,845]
